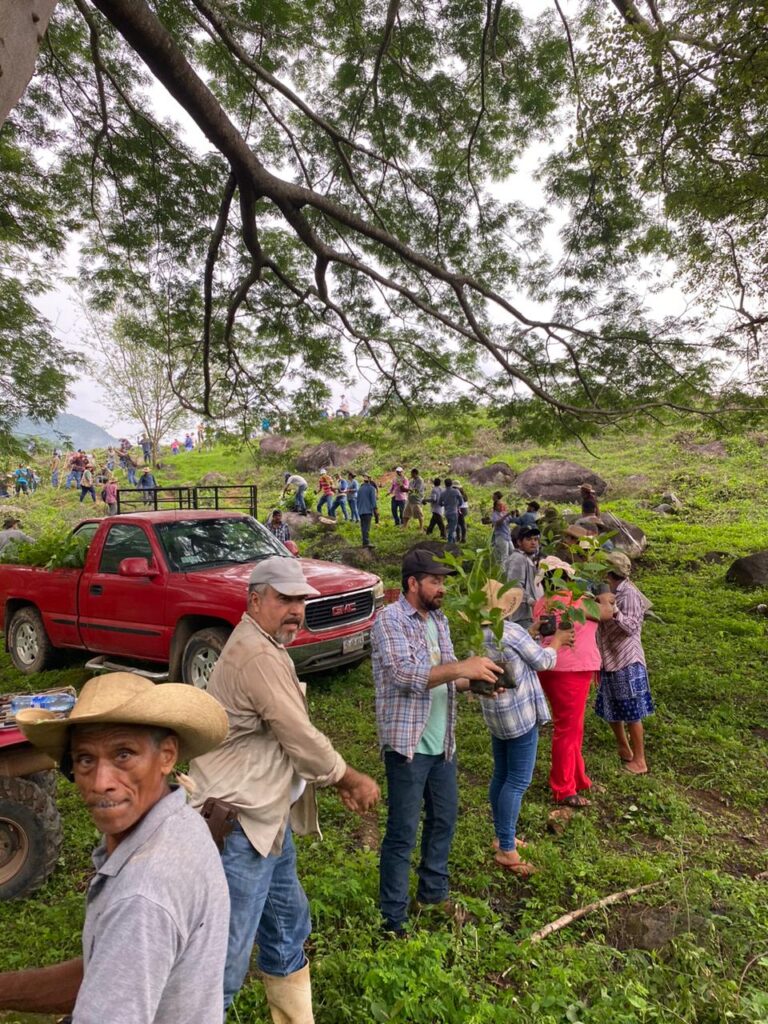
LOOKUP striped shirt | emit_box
[597,579,651,671]
[481,623,556,739]
[371,595,458,760]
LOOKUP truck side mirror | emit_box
[119,557,159,578]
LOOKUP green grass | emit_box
[1,417,768,1023]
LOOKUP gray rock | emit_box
[449,454,485,475]
[661,491,683,508]
[259,435,291,455]
[596,511,648,559]
[726,551,768,588]
[295,441,339,472]
[335,442,374,466]
[468,462,516,485]
[652,503,675,515]
[199,471,228,485]
[514,459,607,503]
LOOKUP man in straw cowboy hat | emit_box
[187,555,380,1022]
[0,672,230,1023]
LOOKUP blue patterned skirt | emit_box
[595,662,654,723]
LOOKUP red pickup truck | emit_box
[0,511,383,685]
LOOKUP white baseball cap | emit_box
[249,556,320,597]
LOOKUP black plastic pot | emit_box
[494,660,518,690]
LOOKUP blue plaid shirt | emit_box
[371,595,458,760]
[480,621,555,739]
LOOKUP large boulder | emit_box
[259,435,291,455]
[335,442,374,466]
[449,454,485,475]
[468,462,516,485]
[295,441,339,472]
[726,552,768,588]
[514,459,607,503]
[597,511,647,559]
[199,471,228,486]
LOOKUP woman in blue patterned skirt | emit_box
[595,551,654,775]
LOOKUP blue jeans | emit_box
[446,511,458,542]
[379,751,458,929]
[294,484,307,512]
[221,824,311,1010]
[316,492,333,515]
[330,494,349,520]
[489,726,539,852]
[391,498,406,525]
[348,495,359,522]
[127,466,137,486]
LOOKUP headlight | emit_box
[373,579,385,606]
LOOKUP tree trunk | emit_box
[0,0,59,128]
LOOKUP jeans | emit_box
[379,751,458,929]
[426,512,445,538]
[360,512,373,546]
[348,495,359,522]
[330,494,349,520]
[445,511,458,542]
[317,492,333,515]
[79,486,96,503]
[457,511,467,542]
[127,466,137,486]
[391,498,406,525]
[67,470,83,490]
[492,534,511,565]
[489,726,539,852]
[294,484,307,513]
[51,470,59,488]
[221,824,311,1010]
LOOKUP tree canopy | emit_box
[3,0,767,438]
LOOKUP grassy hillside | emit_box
[1,414,767,1024]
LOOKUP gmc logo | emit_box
[332,602,356,617]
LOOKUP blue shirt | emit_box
[357,482,378,515]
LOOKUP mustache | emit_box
[282,617,302,626]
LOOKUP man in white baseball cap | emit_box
[188,556,380,1022]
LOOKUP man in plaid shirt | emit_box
[371,549,501,936]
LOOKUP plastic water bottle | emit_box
[10,693,76,714]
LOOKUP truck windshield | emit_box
[155,517,289,571]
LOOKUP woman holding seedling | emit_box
[533,556,614,807]
[480,581,575,875]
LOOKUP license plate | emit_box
[343,632,367,654]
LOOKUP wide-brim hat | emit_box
[604,550,632,578]
[15,672,229,765]
[538,555,576,578]
[481,580,524,622]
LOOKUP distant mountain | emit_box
[14,413,118,450]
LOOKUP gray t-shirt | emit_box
[441,486,462,513]
[75,787,229,1024]
[0,528,33,553]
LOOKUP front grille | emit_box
[304,589,375,632]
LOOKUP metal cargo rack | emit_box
[117,484,258,519]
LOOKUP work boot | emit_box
[261,964,314,1024]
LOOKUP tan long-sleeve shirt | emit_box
[188,613,346,857]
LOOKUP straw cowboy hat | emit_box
[481,580,524,622]
[604,550,632,578]
[537,555,576,578]
[15,672,229,764]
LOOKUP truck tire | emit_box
[0,776,62,900]
[181,627,231,688]
[7,607,56,674]
[25,770,57,798]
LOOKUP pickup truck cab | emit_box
[1,511,383,685]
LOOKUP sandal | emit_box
[494,854,538,877]
[560,794,591,808]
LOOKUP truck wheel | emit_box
[8,607,56,674]
[25,770,57,799]
[181,627,231,688]
[0,776,62,900]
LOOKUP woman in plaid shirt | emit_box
[481,582,574,876]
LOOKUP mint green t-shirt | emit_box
[415,616,448,755]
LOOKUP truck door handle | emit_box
[89,585,103,596]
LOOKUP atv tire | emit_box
[0,776,62,899]
[8,606,56,674]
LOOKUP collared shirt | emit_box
[388,477,409,500]
[481,623,555,739]
[267,521,291,542]
[428,486,444,514]
[75,787,228,1024]
[441,485,462,513]
[371,595,458,760]
[597,579,650,671]
[189,613,346,856]
[503,549,542,623]
[357,481,378,515]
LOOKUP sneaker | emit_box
[380,922,408,940]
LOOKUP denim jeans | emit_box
[379,751,458,929]
[127,466,137,486]
[445,511,458,542]
[391,498,406,525]
[316,492,333,515]
[489,726,539,852]
[360,512,373,546]
[348,495,359,522]
[79,486,96,503]
[294,484,307,512]
[221,824,310,1010]
[330,494,349,520]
